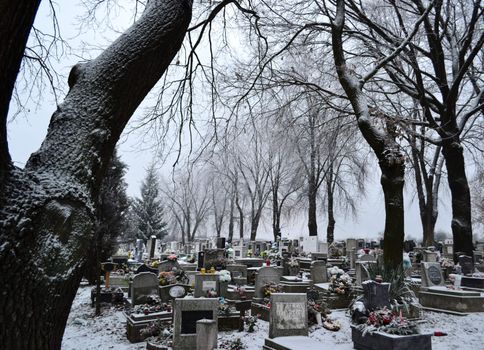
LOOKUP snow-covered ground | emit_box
[63,286,484,350]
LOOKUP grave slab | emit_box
[269,293,308,339]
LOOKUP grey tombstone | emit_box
[362,280,391,311]
[459,255,474,275]
[269,293,308,339]
[346,239,357,255]
[131,272,159,305]
[194,273,219,298]
[310,260,327,284]
[421,262,445,288]
[196,319,217,350]
[359,254,376,262]
[173,298,219,350]
[254,267,282,299]
[349,248,357,269]
[355,261,374,286]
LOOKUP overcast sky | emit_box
[7,0,466,243]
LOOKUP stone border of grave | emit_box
[351,325,431,350]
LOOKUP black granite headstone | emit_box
[459,255,474,275]
[181,310,213,334]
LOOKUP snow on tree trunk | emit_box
[0,1,192,348]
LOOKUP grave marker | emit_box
[173,298,218,350]
[269,293,308,339]
[421,262,445,288]
[131,272,159,305]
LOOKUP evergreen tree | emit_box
[85,149,129,284]
[132,163,168,242]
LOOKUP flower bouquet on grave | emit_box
[158,271,176,286]
[219,337,246,350]
[323,317,341,331]
[151,260,160,268]
[131,297,172,316]
[328,267,353,295]
[243,314,259,333]
[218,301,233,316]
[263,282,282,299]
[307,299,330,326]
[358,308,419,336]
[167,254,177,261]
[219,269,232,283]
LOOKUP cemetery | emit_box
[1,1,483,350]
[59,234,484,350]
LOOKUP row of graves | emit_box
[93,236,484,350]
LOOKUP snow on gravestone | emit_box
[421,262,445,288]
[269,293,308,339]
[131,272,159,305]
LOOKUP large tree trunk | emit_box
[326,172,335,244]
[250,211,261,241]
[272,185,281,241]
[331,0,405,268]
[441,137,474,260]
[380,154,405,269]
[307,181,318,236]
[228,193,235,242]
[0,1,192,348]
[0,1,42,187]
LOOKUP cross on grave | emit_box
[101,262,117,288]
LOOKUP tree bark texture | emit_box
[0,0,42,187]
[0,1,192,348]
[307,182,318,236]
[326,172,335,244]
[441,137,474,260]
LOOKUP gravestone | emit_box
[147,235,157,259]
[421,262,445,288]
[203,249,225,269]
[131,272,159,305]
[173,298,219,350]
[255,267,282,299]
[362,280,390,311]
[197,251,205,270]
[216,237,226,249]
[355,262,374,286]
[459,255,474,275]
[196,319,217,350]
[359,254,376,262]
[423,250,438,262]
[346,238,357,255]
[310,260,327,284]
[269,293,308,339]
[194,273,219,298]
[349,248,357,269]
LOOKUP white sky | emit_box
[6,0,465,243]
